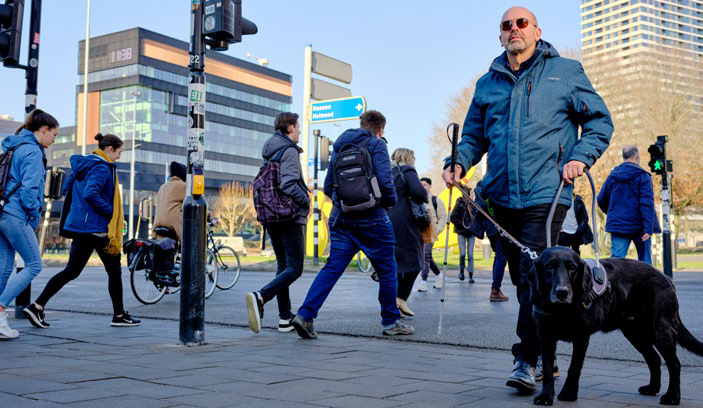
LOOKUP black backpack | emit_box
[333,137,381,212]
[0,142,31,213]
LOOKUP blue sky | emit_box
[0,1,581,174]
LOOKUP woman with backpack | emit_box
[23,133,140,329]
[0,110,59,339]
[247,112,309,334]
[388,148,428,317]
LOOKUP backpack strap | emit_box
[1,142,37,201]
[432,195,438,213]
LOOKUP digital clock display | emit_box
[110,48,133,63]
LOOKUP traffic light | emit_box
[0,0,24,67]
[320,136,333,170]
[648,135,667,175]
[203,0,257,51]
[43,168,65,200]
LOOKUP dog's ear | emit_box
[580,257,592,294]
[529,261,541,299]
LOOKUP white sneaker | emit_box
[0,312,19,339]
[417,280,428,292]
[433,274,443,289]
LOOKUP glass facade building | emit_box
[49,27,292,196]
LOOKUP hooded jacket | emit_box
[324,128,397,220]
[597,162,661,236]
[1,129,46,229]
[446,40,613,209]
[153,176,187,242]
[261,130,309,225]
[61,154,116,234]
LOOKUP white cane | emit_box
[438,123,459,336]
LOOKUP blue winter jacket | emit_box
[324,128,397,220]
[1,129,46,229]
[597,162,661,236]
[61,154,116,234]
[447,41,613,209]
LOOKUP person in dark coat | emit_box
[598,145,661,265]
[388,148,428,318]
[450,193,477,282]
[558,193,593,255]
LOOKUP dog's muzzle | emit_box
[551,286,572,303]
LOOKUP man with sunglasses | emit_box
[443,6,613,394]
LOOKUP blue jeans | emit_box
[488,234,507,290]
[0,212,42,308]
[297,214,401,326]
[611,233,652,265]
[457,234,475,273]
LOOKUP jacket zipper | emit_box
[526,80,532,118]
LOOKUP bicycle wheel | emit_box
[357,252,372,273]
[213,246,241,290]
[130,251,167,304]
[205,249,219,299]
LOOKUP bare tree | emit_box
[212,182,258,237]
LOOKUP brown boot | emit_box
[490,288,509,302]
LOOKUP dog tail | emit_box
[678,322,703,356]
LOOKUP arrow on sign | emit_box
[355,103,363,111]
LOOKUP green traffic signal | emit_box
[654,160,663,171]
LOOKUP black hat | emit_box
[170,161,186,182]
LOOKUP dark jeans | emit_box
[421,243,441,280]
[35,234,124,315]
[488,234,508,290]
[259,222,305,320]
[297,214,400,326]
[493,203,567,367]
[397,270,420,301]
[557,232,581,255]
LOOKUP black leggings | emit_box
[36,234,124,315]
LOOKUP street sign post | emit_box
[311,96,365,124]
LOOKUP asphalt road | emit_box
[17,265,703,368]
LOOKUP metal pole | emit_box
[661,170,673,278]
[16,0,43,319]
[181,0,207,346]
[439,123,459,336]
[313,129,320,266]
[300,45,312,184]
[128,90,140,240]
[80,0,91,155]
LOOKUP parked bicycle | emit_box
[126,228,218,305]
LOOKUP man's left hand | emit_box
[562,160,587,185]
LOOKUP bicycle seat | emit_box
[154,226,177,241]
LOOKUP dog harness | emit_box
[581,258,610,309]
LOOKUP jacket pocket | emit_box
[526,80,532,118]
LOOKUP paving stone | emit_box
[311,395,406,408]
[23,387,124,403]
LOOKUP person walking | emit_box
[247,112,309,334]
[450,195,476,283]
[443,6,613,392]
[292,110,413,338]
[557,193,593,256]
[388,148,428,317]
[23,133,140,328]
[417,177,446,292]
[0,110,59,339]
[472,186,509,302]
[597,145,659,264]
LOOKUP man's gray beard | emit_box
[505,41,527,54]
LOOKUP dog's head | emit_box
[530,247,590,305]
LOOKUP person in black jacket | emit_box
[388,148,428,317]
[450,193,476,282]
[557,193,593,255]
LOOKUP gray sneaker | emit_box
[382,321,414,336]
[291,315,318,339]
[506,361,536,393]
[535,357,560,381]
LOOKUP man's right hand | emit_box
[642,233,651,242]
[442,164,464,187]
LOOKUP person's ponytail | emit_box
[15,109,59,135]
[94,133,123,150]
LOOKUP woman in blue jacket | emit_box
[23,133,140,328]
[0,109,59,339]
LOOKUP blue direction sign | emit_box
[311,96,366,123]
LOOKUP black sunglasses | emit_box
[500,18,534,31]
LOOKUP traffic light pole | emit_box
[15,0,42,319]
[181,0,207,346]
[313,129,320,266]
[661,169,673,278]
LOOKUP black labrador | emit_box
[530,247,703,406]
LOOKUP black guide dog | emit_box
[530,247,703,406]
